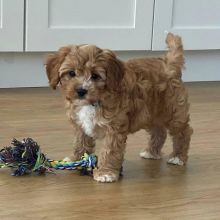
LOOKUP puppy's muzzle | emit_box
[76,88,88,98]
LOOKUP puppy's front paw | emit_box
[93,169,119,183]
[140,151,161,160]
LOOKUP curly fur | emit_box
[45,33,193,183]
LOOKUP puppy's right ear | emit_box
[45,46,71,89]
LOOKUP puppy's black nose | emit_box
[77,88,88,98]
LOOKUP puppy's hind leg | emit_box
[166,84,193,166]
[167,123,193,166]
[140,125,167,160]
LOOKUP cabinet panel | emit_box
[48,0,135,28]
[0,2,2,25]
[26,0,154,51]
[0,0,24,51]
[153,0,220,50]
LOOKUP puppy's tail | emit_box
[165,33,185,78]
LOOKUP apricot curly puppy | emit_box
[45,33,193,183]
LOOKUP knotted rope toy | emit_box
[0,138,97,176]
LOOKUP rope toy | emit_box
[0,138,97,176]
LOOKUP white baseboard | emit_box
[0,50,219,88]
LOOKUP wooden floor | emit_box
[0,82,220,220]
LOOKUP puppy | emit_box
[45,33,193,183]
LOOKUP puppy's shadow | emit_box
[123,158,164,180]
[123,157,187,181]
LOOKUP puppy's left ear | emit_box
[102,49,125,91]
[45,46,71,89]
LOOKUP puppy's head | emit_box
[45,45,124,105]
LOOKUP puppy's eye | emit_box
[91,73,100,81]
[68,71,76,77]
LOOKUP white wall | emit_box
[0,50,220,88]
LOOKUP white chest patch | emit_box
[76,105,96,137]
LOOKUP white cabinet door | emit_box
[0,0,24,51]
[153,0,220,50]
[26,0,154,51]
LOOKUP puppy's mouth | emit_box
[87,98,100,106]
[91,101,99,107]
[74,97,100,107]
